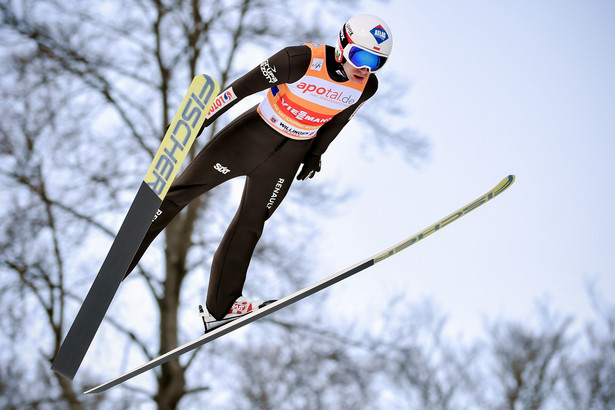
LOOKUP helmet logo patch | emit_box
[370,25,389,44]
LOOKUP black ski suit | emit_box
[126,44,378,319]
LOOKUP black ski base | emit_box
[51,182,161,379]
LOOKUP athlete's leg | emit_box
[125,109,264,277]
[206,137,311,319]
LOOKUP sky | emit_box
[58,0,614,381]
[9,0,607,398]
[308,0,615,339]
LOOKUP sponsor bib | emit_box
[258,44,367,139]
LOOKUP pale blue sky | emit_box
[315,0,615,337]
[66,0,615,388]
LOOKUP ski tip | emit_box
[493,175,516,197]
[503,174,516,187]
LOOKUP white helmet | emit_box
[335,14,393,71]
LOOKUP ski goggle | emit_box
[344,44,388,71]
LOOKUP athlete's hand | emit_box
[296,153,322,180]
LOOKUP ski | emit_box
[84,175,515,394]
[51,74,220,380]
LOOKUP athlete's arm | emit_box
[310,74,378,156]
[199,46,311,131]
[296,74,379,180]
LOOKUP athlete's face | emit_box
[342,61,370,83]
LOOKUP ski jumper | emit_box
[126,44,378,319]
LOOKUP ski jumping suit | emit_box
[126,43,378,319]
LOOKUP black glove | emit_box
[296,153,322,180]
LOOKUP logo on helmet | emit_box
[335,46,343,62]
[370,25,389,44]
[345,22,354,37]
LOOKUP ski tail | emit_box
[51,74,220,380]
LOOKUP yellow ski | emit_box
[51,74,220,380]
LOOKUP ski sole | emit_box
[51,74,220,380]
[84,175,515,394]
